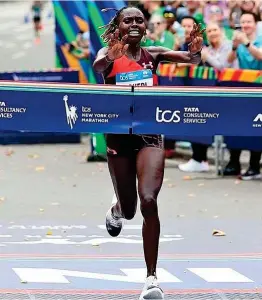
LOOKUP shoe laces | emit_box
[110,211,122,228]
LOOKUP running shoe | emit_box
[139,275,164,299]
[178,159,209,172]
[106,194,122,237]
[240,168,262,180]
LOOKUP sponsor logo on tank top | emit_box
[116,70,153,87]
[142,61,154,69]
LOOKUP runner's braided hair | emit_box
[99,7,128,43]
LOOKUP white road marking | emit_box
[7,225,87,230]
[4,237,182,245]
[5,42,16,49]
[0,21,18,32]
[16,34,32,41]
[22,42,32,49]
[13,267,180,283]
[12,52,25,59]
[188,268,254,283]
[14,26,33,33]
[164,234,183,238]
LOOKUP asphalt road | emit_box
[0,141,262,299]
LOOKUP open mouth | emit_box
[128,30,140,37]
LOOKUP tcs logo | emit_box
[155,107,181,123]
[120,75,129,81]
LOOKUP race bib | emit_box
[116,69,153,87]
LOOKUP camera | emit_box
[148,23,154,34]
[234,24,241,31]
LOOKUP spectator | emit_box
[143,12,177,158]
[138,0,165,21]
[228,12,262,78]
[163,7,177,33]
[66,30,90,60]
[163,16,197,160]
[136,0,152,22]
[163,0,184,10]
[202,22,238,69]
[76,30,90,50]
[203,0,228,25]
[169,16,207,173]
[178,19,237,173]
[240,0,258,14]
[175,16,197,51]
[228,0,243,29]
[31,0,43,41]
[142,14,175,49]
[176,0,205,25]
[163,7,182,35]
[203,0,235,39]
[224,11,262,180]
[229,0,262,32]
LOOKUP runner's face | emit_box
[118,8,146,44]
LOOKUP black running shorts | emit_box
[106,134,163,156]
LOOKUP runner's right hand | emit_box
[107,29,129,60]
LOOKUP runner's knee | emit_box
[140,195,158,218]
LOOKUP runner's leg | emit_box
[136,146,165,276]
[108,155,138,220]
[105,134,138,237]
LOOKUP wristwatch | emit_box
[244,41,251,48]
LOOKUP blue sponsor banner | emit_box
[0,84,262,138]
[0,70,79,83]
[0,90,133,134]
[132,92,262,137]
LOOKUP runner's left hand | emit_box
[188,23,205,54]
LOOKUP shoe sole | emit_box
[139,287,164,299]
[105,222,122,237]
[241,174,262,181]
[178,167,209,173]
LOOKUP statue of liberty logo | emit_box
[63,95,78,129]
